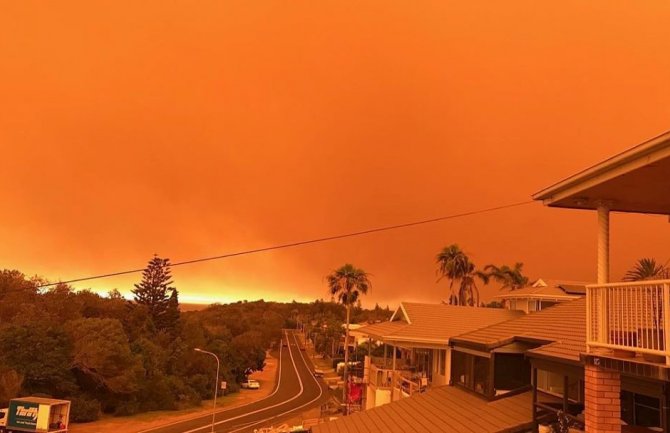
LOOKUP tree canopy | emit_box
[326,263,371,408]
[436,244,487,306]
[326,264,371,306]
[623,258,670,281]
[130,256,180,334]
[0,265,386,422]
[483,263,529,290]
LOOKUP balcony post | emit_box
[664,283,670,366]
[531,367,538,428]
[586,286,592,352]
[596,203,610,285]
[392,346,397,400]
[596,204,610,345]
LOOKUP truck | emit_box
[0,397,70,433]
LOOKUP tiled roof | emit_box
[451,298,586,362]
[494,279,589,300]
[357,321,410,339]
[357,302,523,345]
[558,284,587,295]
[533,278,591,288]
[312,387,533,433]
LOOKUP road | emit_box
[140,330,328,433]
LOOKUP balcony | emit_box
[587,280,670,365]
[368,362,415,388]
[394,373,424,399]
[369,356,412,371]
[367,360,426,406]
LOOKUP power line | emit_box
[35,199,535,289]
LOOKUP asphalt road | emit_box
[140,330,328,433]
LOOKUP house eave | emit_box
[532,129,670,215]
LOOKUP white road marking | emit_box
[182,331,307,433]
[137,337,285,433]
[225,332,325,433]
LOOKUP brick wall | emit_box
[584,364,621,433]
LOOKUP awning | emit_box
[533,130,670,215]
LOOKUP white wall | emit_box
[365,385,376,410]
[431,347,451,386]
[375,389,391,407]
[507,298,530,313]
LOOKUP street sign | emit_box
[221,381,227,390]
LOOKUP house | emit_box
[532,129,670,432]
[495,278,588,313]
[346,323,373,348]
[312,298,586,433]
[450,298,586,399]
[312,128,670,433]
[450,298,587,428]
[356,302,522,409]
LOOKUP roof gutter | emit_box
[493,294,581,300]
[380,336,450,345]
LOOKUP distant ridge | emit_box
[179,303,210,312]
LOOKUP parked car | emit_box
[313,369,324,378]
[336,361,361,373]
[241,379,261,389]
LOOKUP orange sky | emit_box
[2,1,670,307]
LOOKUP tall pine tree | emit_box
[131,255,180,334]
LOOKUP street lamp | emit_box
[194,348,220,433]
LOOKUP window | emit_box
[451,350,469,387]
[416,349,432,378]
[536,370,580,401]
[474,356,489,394]
[451,350,490,397]
[537,370,563,395]
[621,391,661,428]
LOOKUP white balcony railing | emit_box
[394,374,423,399]
[368,363,394,388]
[587,280,670,365]
[369,356,411,370]
[368,362,424,397]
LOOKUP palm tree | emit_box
[483,263,529,290]
[623,258,670,355]
[436,244,487,306]
[326,264,371,410]
[623,258,670,281]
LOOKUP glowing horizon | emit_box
[2,1,670,308]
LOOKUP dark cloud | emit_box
[2,1,670,306]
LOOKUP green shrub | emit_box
[165,376,201,409]
[113,398,140,417]
[70,396,101,422]
[139,376,176,411]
